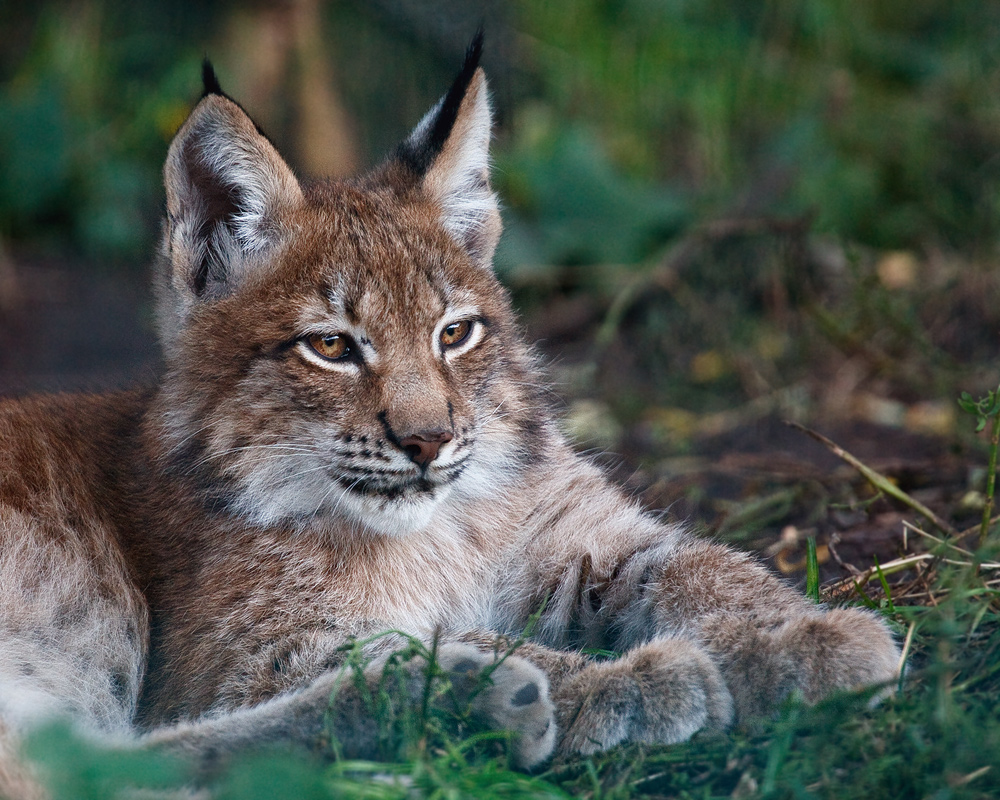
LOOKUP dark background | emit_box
[2,0,1000,580]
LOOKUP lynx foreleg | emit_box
[145,642,555,772]
[0,719,46,800]
[598,537,901,722]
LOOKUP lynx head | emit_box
[153,35,551,537]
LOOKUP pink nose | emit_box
[398,430,453,468]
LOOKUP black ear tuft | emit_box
[396,30,485,176]
[201,58,224,98]
[197,60,273,141]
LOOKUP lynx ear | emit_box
[162,83,304,309]
[397,33,501,266]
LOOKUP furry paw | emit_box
[703,607,901,721]
[437,643,556,769]
[778,608,901,702]
[556,638,733,755]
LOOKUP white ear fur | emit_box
[163,95,304,303]
[412,70,501,266]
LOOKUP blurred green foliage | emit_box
[497,119,691,271]
[1,1,999,264]
[0,3,215,261]
[510,0,1000,256]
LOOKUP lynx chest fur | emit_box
[0,38,899,792]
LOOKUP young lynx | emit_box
[0,35,898,794]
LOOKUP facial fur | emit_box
[152,104,546,538]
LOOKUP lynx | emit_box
[0,36,899,795]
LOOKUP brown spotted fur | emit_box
[0,45,899,796]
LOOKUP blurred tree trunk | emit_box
[220,0,360,178]
[0,238,19,317]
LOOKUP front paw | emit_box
[704,607,900,721]
[779,608,901,702]
[555,638,733,756]
[438,643,556,769]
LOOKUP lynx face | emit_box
[152,60,542,537]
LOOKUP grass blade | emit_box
[806,536,820,602]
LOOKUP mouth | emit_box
[334,456,470,500]
[337,474,435,500]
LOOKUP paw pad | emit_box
[436,643,555,768]
[449,659,480,674]
[512,682,540,706]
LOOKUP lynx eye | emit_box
[440,320,473,348]
[306,333,352,361]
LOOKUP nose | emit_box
[398,430,453,468]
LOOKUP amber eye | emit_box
[306,333,351,361]
[440,320,473,348]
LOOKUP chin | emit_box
[334,484,454,538]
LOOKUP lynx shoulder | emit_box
[0,35,899,794]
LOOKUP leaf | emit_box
[958,393,978,414]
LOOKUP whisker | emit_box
[315,474,367,519]
[478,399,508,426]
[193,443,321,467]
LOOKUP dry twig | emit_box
[786,421,959,538]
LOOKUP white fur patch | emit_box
[0,514,145,738]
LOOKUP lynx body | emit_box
[0,39,898,795]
